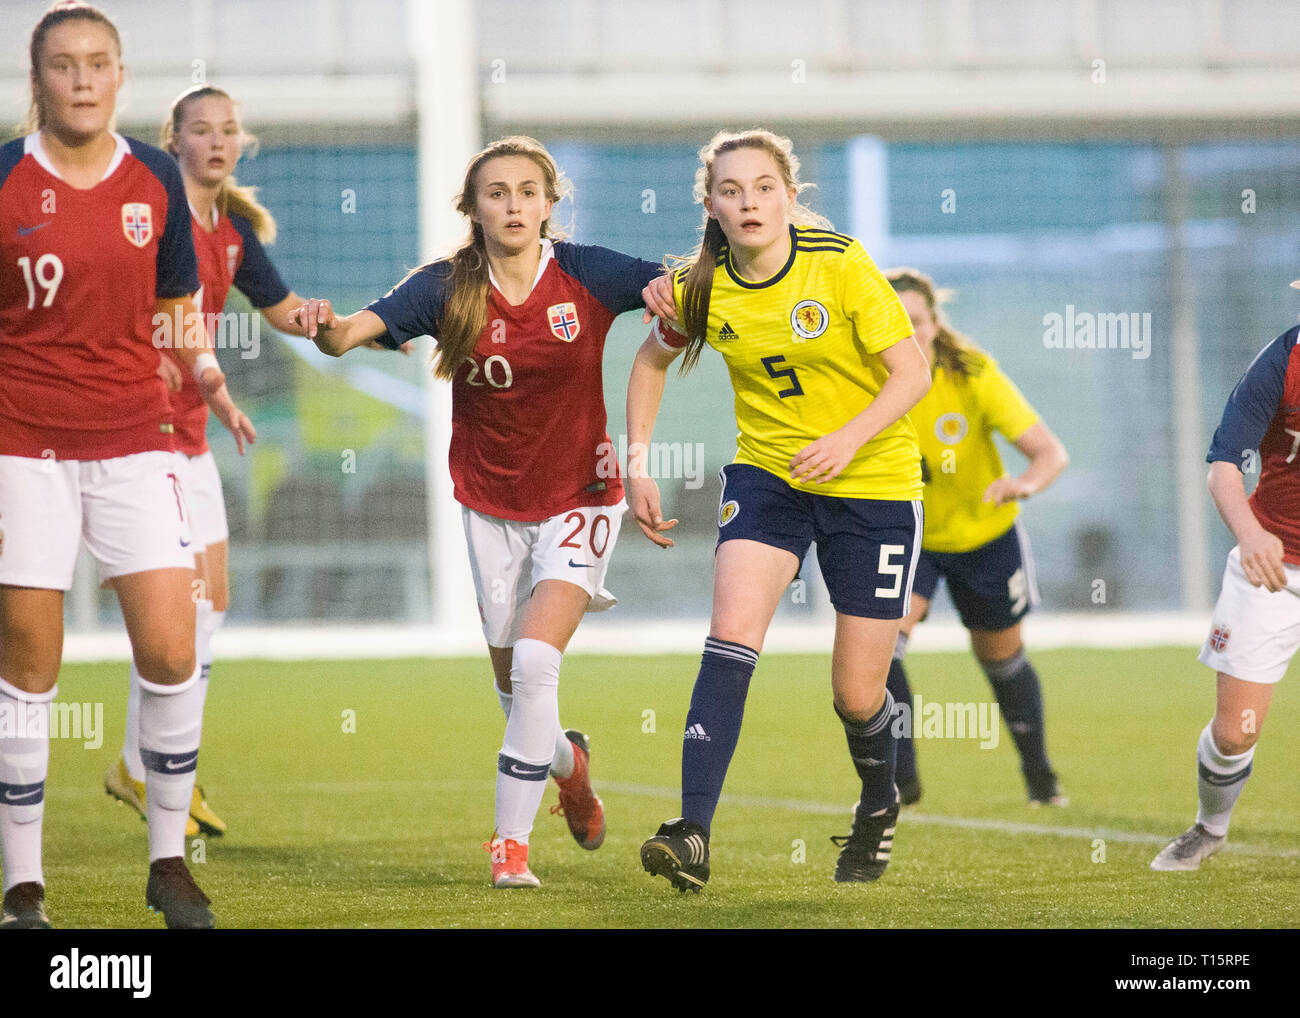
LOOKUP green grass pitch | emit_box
[39,646,1299,928]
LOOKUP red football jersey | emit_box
[1208,325,1300,562]
[170,206,289,456]
[367,241,663,521]
[0,133,198,460]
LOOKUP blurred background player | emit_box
[291,136,665,887]
[1152,291,1300,870]
[102,84,312,840]
[632,130,930,890]
[0,1,254,928]
[885,269,1069,807]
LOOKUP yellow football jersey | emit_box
[912,353,1039,552]
[671,225,921,500]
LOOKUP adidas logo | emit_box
[684,833,707,864]
[716,322,738,343]
[683,723,711,742]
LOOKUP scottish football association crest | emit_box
[547,302,580,342]
[790,299,829,340]
[121,203,153,248]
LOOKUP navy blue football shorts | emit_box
[714,463,923,620]
[911,520,1040,631]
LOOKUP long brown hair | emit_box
[21,1,122,135]
[887,267,986,378]
[672,129,831,373]
[431,136,570,381]
[162,85,277,243]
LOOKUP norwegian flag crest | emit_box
[121,203,153,248]
[547,302,580,342]
[1208,624,1230,652]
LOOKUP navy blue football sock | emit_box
[837,691,897,815]
[680,638,758,833]
[980,651,1051,777]
[885,657,917,788]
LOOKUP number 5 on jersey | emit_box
[761,354,803,398]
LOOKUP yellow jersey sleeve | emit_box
[841,242,916,355]
[979,358,1039,442]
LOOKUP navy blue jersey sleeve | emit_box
[0,138,24,191]
[229,214,291,309]
[128,137,199,299]
[1207,326,1299,465]
[552,242,664,316]
[363,261,452,350]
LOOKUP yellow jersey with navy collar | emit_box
[911,353,1039,552]
[668,225,921,501]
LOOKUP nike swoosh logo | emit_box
[509,763,542,776]
[3,789,41,802]
[17,223,51,236]
[568,560,593,568]
[164,756,197,771]
[851,757,886,767]
[179,538,191,548]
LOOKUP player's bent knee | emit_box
[509,637,562,697]
[1210,721,1260,757]
[0,665,59,696]
[0,637,62,691]
[833,690,887,722]
[134,646,198,685]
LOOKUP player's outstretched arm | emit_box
[157,295,257,455]
[265,295,414,355]
[1208,459,1287,591]
[291,299,388,357]
[627,328,682,547]
[790,333,931,485]
[983,422,1069,505]
[260,292,311,336]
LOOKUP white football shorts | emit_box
[1198,545,1300,685]
[462,501,626,647]
[0,451,195,590]
[172,450,229,552]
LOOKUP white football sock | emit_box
[495,638,562,842]
[138,665,204,861]
[551,728,575,780]
[0,677,54,892]
[123,663,145,782]
[1196,722,1255,838]
[194,600,223,723]
[497,676,573,778]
